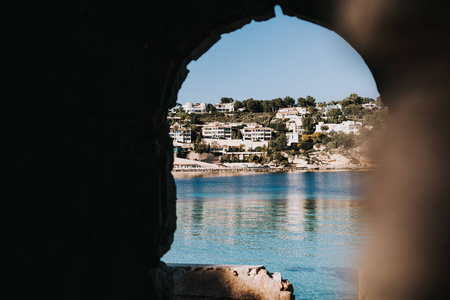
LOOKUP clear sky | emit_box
[177,6,379,105]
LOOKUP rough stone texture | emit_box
[5,0,450,299]
[169,264,294,300]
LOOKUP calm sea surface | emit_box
[163,171,369,299]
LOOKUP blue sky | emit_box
[177,6,379,105]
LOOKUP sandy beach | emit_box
[172,165,374,178]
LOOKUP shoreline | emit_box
[172,165,375,178]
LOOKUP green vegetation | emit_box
[301,115,315,134]
[173,111,273,126]
[297,95,316,107]
[170,93,390,166]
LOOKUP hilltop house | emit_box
[275,107,307,119]
[315,121,362,135]
[214,103,234,112]
[183,102,207,114]
[324,104,343,114]
[361,102,378,110]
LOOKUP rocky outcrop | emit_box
[169,264,294,300]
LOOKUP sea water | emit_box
[163,171,369,299]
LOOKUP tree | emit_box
[364,107,390,129]
[298,96,316,107]
[313,112,324,123]
[234,100,243,110]
[269,134,287,151]
[340,93,363,107]
[269,119,287,136]
[358,108,373,119]
[343,104,362,119]
[273,97,284,109]
[362,97,375,104]
[301,115,316,134]
[326,108,343,123]
[340,99,353,107]
[376,96,385,107]
[299,135,314,151]
[321,125,329,132]
[220,97,234,103]
[248,154,261,163]
[189,114,204,124]
[307,106,318,116]
[243,98,262,112]
[208,104,217,113]
[190,128,199,144]
[329,132,356,149]
[261,100,273,112]
[297,97,307,107]
[232,125,244,139]
[194,142,206,153]
[283,96,295,107]
[306,96,316,107]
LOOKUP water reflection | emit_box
[166,171,369,299]
[191,200,203,236]
[303,197,318,239]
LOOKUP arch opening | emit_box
[164,5,386,299]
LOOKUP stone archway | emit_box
[7,1,450,299]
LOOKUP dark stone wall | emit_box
[5,1,277,299]
[5,0,450,299]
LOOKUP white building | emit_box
[361,102,378,110]
[214,103,234,112]
[286,117,303,133]
[276,107,299,119]
[275,107,307,119]
[241,124,272,141]
[296,107,308,115]
[286,118,304,146]
[286,117,304,146]
[202,138,268,152]
[286,132,299,146]
[202,122,234,139]
[169,123,192,143]
[315,121,362,135]
[324,104,342,114]
[183,102,207,114]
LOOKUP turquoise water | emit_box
[163,171,369,299]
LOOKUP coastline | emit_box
[172,165,374,178]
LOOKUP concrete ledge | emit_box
[168,264,294,300]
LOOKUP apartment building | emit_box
[183,102,207,114]
[241,124,272,141]
[214,103,234,112]
[169,123,192,143]
[202,122,234,139]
